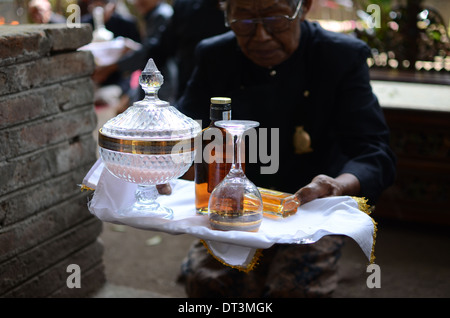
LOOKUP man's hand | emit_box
[295,173,360,205]
[156,183,172,195]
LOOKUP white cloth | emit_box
[84,159,376,270]
[79,37,142,66]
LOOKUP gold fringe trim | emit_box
[79,184,95,192]
[369,218,378,264]
[200,239,263,273]
[352,196,372,214]
[352,196,377,264]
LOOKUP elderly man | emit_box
[177,0,396,297]
[28,0,66,24]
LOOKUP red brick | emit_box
[0,134,97,195]
[0,104,97,160]
[0,51,94,96]
[0,194,95,263]
[2,240,105,297]
[0,77,94,130]
[0,24,92,67]
[0,217,102,294]
[0,164,94,226]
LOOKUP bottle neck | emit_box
[93,7,106,30]
[210,107,231,123]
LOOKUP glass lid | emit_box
[100,59,201,141]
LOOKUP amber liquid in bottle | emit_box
[195,98,232,214]
[258,188,300,218]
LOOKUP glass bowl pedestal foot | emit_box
[118,185,173,219]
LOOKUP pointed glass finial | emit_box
[139,58,164,96]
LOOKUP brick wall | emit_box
[0,24,105,297]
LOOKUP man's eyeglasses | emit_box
[226,0,304,36]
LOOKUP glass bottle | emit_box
[195,97,232,214]
[92,6,113,42]
[258,188,300,218]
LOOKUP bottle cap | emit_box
[211,97,231,104]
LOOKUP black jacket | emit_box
[176,20,396,204]
[81,12,141,43]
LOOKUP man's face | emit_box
[228,0,302,68]
[29,2,52,24]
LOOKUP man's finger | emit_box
[295,184,321,205]
[156,183,172,195]
[295,177,332,205]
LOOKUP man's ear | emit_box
[300,0,314,20]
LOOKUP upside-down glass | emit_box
[208,120,263,232]
[98,59,201,219]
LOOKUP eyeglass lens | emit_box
[232,16,291,35]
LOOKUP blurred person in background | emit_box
[93,0,229,104]
[81,0,142,109]
[81,0,141,43]
[28,0,66,24]
[93,0,175,104]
